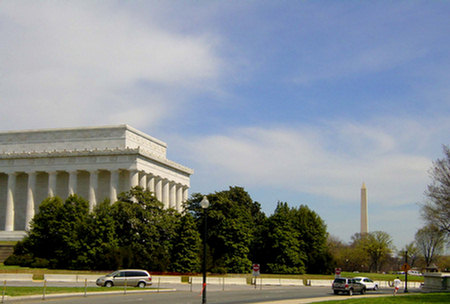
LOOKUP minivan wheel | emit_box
[361,288,366,295]
[138,282,146,288]
[105,281,113,288]
[374,285,378,291]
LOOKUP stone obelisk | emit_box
[360,182,368,235]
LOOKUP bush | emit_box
[4,254,34,267]
[210,266,227,274]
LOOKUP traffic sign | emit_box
[335,268,342,277]
[401,263,411,272]
[252,264,260,276]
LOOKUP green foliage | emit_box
[186,187,265,274]
[351,231,394,272]
[169,213,201,273]
[8,185,335,274]
[262,202,333,274]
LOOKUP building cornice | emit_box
[0,147,194,175]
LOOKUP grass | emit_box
[0,286,154,297]
[314,293,450,303]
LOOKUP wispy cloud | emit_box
[179,117,445,207]
[0,1,222,130]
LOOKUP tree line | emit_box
[5,186,334,274]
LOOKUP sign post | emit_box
[252,264,260,288]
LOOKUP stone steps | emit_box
[0,244,14,262]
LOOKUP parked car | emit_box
[96,269,152,288]
[408,270,422,276]
[332,277,366,295]
[354,277,378,290]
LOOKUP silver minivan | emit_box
[96,269,152,288]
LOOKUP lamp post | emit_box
[404,250,408,293]
[200,196,210,304]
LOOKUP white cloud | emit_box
[0,1,221,130]
[180,117,443,207]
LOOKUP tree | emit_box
[351,231,394,272]
[422,145,450,241]
[415,224,445,267]
[8,195,92,269]
[169,213,202,273]
[186,187,265,273]
[262,203,332,274]
[402,242,420,268]
[264,203,306,274]
[110,186,180,271]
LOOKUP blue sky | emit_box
[1,1,449,250]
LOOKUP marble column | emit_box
[110,170,119,203]
[169,182,176,209]
[155,177,162,202]
[162,179,169,209]
[89,170,98,211]
[182,187,189,203]
[176,184,183,212]
[48,171,57,197]
[139,172,147,189]
[25,172,37,230]
[68,171,77,196]
[5,172,16,231]
[129,170,139,188]
[147,174,155,193]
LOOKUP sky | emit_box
[1,1,449,251]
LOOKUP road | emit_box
[4,283,415,304]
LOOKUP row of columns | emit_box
[2,170,189,232]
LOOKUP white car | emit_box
[354,277,378,290]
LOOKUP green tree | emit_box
[422,145,450,241]
[353,231,394,272]
[294,205,333,274]
[169,213,201,273]
[10,195,91,269]
[110,186,179,271]
[186,187,264,273]
[264,203,306,274]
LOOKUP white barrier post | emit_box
[1,280,6,304]
[157,277,160,293]
[189,277,193,292]
[84,278,87,297]
[42,280,47,300]
[124,278,127,295]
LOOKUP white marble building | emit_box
[0,125,193,239]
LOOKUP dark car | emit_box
[332,277,366,295]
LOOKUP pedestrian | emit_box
[393,277,401,295]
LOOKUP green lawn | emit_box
[314,293,450,304]
[1,286,155,297]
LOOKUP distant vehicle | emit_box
[332,277,365,295]
[408,270,422,276]
[96,269,152,288]
[354,277,378,290]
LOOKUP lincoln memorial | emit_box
[0,125,193,240]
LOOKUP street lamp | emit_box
[200,196,210,304]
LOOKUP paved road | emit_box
[3,283,417,304]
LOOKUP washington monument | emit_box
[360,182,368,234]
